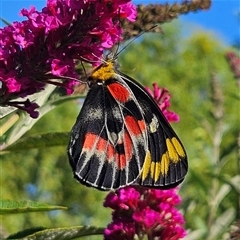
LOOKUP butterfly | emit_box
[67,56,188,190]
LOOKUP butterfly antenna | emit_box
[113,8,123,57]
[114,25,158,60]
[54,60,89,84]
[80,60,87,77]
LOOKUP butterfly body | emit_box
[68,59,188,190]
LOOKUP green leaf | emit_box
[3,83,82,147]
[4,132,70,152]
[0,200,67,215]
[216,175,240,195]
[214,183,231,208]
[3,85,57,146]
[0,17,11,26]
[224,175,240,194]
[207,208,236,240]
[189,168,209,194]
[7,227,46,239]
[184,229,206,240]
[7,226,104,240]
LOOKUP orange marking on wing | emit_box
[107,82,130,103]
[125,116,146,136]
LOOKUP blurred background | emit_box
[1,1,239,239]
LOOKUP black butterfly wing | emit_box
[68,79,148,190]
[118,71,188,188]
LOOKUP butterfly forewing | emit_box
[68,78,148,190]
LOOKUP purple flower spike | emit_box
[104,186,186,240]
[0,0,137,117]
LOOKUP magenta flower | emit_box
[104,221,136,240]
[0,0,136,117]
[145,83,180,123]
[104,186,186,240]
[104,82,185,239]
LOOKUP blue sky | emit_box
[0,0,239,46]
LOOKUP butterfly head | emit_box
[90,57,117,83]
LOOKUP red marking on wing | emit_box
[83,133,98,149]
[138,119,146,132]
[115,131,134,169]
[96,137,115,159]
[83,133,114,159]
[107,82,130,103]
[125,115,146,136]
[83,132,134,170]
[123,131,133,161]
[115,153,126,169]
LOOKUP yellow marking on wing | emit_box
[172,137,185,157]
[141,150,151,181]
[161,153,170,176]
[91,60,115,81]
[166,138,179,163]
[141,138,185,182]
[150,162,155,179]
[150,161,161,182]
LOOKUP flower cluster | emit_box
[226,51,240,79]
[145,83,180,122]
[0,0,136,117]
[104,83,185,239]
[104,186,186,240]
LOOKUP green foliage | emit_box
[5,132,70,152]
[0,200,67,215]
[120,21,239,239]
[7,226,104,240]
[1,101,110,238]
[1,20,239,239]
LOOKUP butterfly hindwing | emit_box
[119,72,188,188]
[68,78,148,190]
